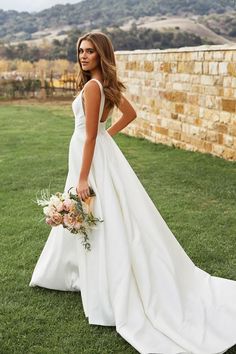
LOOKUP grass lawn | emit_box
[0,102,236,354]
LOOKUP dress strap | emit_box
[89,79,105,122]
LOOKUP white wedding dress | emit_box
[29,78,236,354]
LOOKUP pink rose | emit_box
[63,199,75,212]
[50,212,63,225]
[55,201,64,212]
[46,217,57,226]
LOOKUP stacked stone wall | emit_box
[113,45,236,161]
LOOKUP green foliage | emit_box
[2,42,40,62]
[0,26,210,63]
[199,11,236,37]
[0,79,41,98]
[104,26,207,51]
[0,103,236,353]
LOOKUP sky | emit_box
[0,0,82,12]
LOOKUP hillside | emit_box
[199,11,236,38]
[121,16,235,45]
[1,0,236,43]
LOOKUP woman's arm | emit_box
[76,81,101,200]
[106,94,137,137]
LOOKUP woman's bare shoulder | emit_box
[83,80,101,94]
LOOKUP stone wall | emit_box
[113,45,236,161]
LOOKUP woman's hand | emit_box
[76,179,91,201]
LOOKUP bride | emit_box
[29,32,236,354]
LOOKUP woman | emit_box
[29,32,236,354]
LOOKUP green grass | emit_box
[0,103,236,354]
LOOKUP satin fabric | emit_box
[29,78,236,354]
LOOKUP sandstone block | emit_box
[217,133,224,144]
[188,105,199,117]
[171,113,178,120]
[206,130,218,142]
[219,62,228,75]
[200,75,215,86]
[190,75,200,84]
[221,99,236,113]
[174,132,181,141]
[162,91,187,102]
[179,74,191,82]
[219,112,231,124]
[212,51,225,61]
[203,62,209,74]
[181,132,191,143]
[205,95,216,109]
[175,104,184,114]
[227,63,236,77]
[188,94,199,105]
[209,62,218,75]
[222,147,235,159]
[204,141,213,152]
[216,123,228,133]
[144,61,154,72]
[155,126,169,135]
[232,78,236,88]
[190,137,205,149]
[223,134,234,147]
[223,77,232,87]
[199,107,205,118]
[169,120,182,131]
[160,62,172,72]
[212,144,225,155]
[189,125,200,136]
[194,118,202,126]
[228,124,236,136]
[203,86,218,95]
[223,88,234,97]
[225,51,233,61]
[194,62,202,74]
[204,51,213,61]
[178,62,194,73]
[173,82,184,90]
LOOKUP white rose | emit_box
[61,192,69,200]
[49,196,61,208]
[44,205,55,216]
[43,206,50,216]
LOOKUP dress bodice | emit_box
[72,78,106,133]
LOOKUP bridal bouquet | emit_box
[35,186,103,251]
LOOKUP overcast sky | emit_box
[0,0,82,12]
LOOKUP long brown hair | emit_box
[76,32,125,110]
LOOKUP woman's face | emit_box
[78,40,100,72]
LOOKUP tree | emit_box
[0,59,10,72]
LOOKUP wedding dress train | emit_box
[29,78,236,354]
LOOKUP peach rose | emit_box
[64,213,76,228]
[74,221,82,230]
[51,212,63,225]
[46,217,57,226]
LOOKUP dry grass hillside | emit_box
[121,16,235,45]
